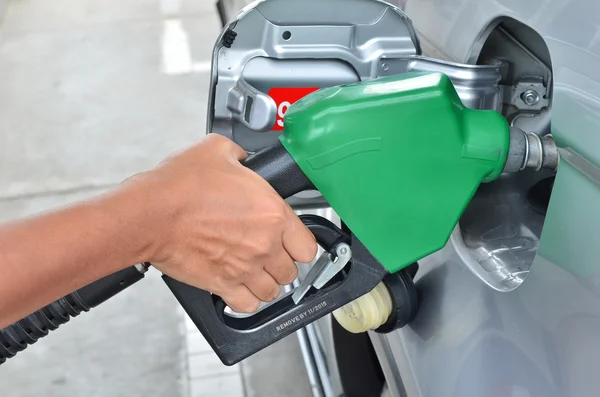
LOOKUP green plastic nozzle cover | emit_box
[281,72,510,274]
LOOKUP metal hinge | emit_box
[501,76,549,112]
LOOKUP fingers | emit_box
[244,271,282,302]
[222,284,261,313]
[265,249,298,285]
[222,271,282,314]
[282,206,318,264]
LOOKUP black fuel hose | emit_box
[0,265,146,365]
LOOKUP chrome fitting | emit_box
[503,127,559,173]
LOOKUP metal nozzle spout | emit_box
[503,127,559,173]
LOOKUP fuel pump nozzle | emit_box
[166,71,559,365]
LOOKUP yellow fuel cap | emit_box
[332,282,393,334]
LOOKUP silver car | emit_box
[216,0,600,396]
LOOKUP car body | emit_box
[217,0,600,396]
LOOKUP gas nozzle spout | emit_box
[503,127,559,173]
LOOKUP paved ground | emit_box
[0,0,7,23]
[0,0,312,396]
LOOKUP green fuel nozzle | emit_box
[282,71,557,274]
[174,71,559,358]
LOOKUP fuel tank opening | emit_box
[453,17,554,292]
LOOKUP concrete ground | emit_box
[0,0,312,396]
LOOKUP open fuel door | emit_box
[208,0,504,167]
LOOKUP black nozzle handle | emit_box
[163,215,389,366]
[0,266,145,365]
[242,141,314,198]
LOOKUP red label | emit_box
[268,87,320,130]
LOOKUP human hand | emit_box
[127,134,317,313]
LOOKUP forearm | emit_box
[0,186,155,328]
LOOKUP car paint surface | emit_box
[373,1,600,397]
